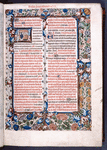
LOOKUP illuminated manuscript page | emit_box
[4,3,102,146]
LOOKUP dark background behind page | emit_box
[0,0,106,149]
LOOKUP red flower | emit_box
[49,123,57,130]
[71,123,78,131]
[56,114,68,121]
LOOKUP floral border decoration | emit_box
[5,8,91,131]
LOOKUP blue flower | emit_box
[6,10,13,16]
[13,124,19,131]
[13,115,18,122]
[45,118,50,125]
[8,64,12,68]
[19,9,23,13]
[82,72,89,79]
[63,9,68,13]
[48,35,53,39]
[77,60,85,69]
[86,62,91,68]
[41,10,50,20]
[23,126,31,130]
[78,121,83,127]
[6,120,11,127]
[37,118,43,124]
[9,37,14,43]
[27,113,33,120]
[73,115,81,122]
[7,27,12,32]
[7,112,12,118]
[82,109,89,117]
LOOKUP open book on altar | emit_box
[0,3,103,147]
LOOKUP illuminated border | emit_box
[5,8,91,131]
